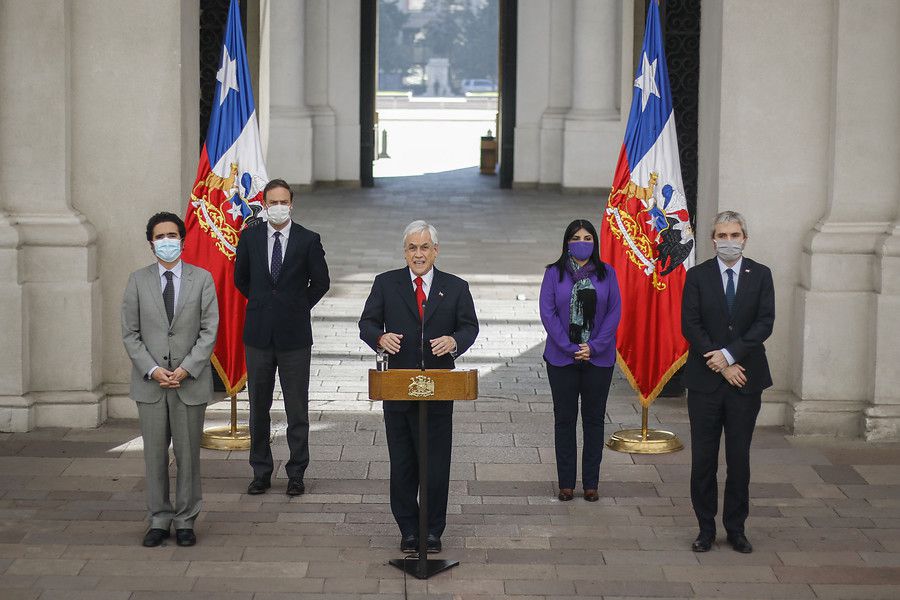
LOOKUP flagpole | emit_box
[201,394,252,450]
[607,401,683,454]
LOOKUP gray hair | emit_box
[711,211,748,238]
[402,220,439,246]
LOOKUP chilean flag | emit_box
[182,0,268,395]
[600,0,695,405]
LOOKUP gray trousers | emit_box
[137,391,205,530]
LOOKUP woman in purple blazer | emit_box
[539,219,621,502]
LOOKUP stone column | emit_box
[538,0,573,186]
[0,0,102,430]
[305,0,337,183]
[792,0,900,437]
[698,0,834,429]
[868,220,900,439]
[562,0,623,190]
[264,0,314,186]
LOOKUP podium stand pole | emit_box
[388,398,459,579]
[372,368,476,579]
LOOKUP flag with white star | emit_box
[600,0,695,405]
[182,0,268,395]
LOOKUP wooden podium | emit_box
[368,368,478,579]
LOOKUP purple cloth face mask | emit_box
[568,241,594,261]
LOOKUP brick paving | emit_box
[2,170,900,599]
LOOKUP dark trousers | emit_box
[546,362,613,490]
[246,345,311,481]
[383,406,453,538]
[688,384,761,537]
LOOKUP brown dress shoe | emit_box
[583,489,599,502]
[558,488,574,501]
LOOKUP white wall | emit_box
[700,0,900,437]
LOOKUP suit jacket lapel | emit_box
[171,264,194,328]
[396,269,420,321]
[142,264,169,325]
[732,258,754,316]
[708,259,730,317]
[423,268,445,325]
[255,226,274,287]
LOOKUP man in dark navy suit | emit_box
[359,220,479,554]
[234,179,330,496]
[682,210,775,555]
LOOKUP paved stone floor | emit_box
[2,170,900,599]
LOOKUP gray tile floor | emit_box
[2,169,900,598]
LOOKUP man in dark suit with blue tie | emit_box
[682,211,775,555]
[234,179,330,496]
[359,220,479,554]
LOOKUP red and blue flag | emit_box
[601,0,695,405]
[182,0,268,395]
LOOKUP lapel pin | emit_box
[438,291,444,297]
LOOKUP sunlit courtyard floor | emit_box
[2,172,900,599]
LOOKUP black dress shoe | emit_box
[247,478,271,495]
[175,528,196,547]
[727,533,753,553]
[426,533,441,554]
[286,478,305,496]
[691,534,714,553]
[400,533,418,553]
[142,528,169,547]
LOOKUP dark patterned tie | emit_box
[271,231,283,282]
[725,268,736,314]
[163,271,175,324]
[414,276,426,321]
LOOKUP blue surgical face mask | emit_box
[153,238,182,263]
[568,241,593,261]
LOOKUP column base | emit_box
[0,390,107,432]
[788,398,865,437]
[0,396,34,432]
[562,113,622,189]
[267,111,313,185]
[105,384,138,420]
[864,405,900,441]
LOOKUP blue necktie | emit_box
[725,268,736,314]
[271,231,283,282]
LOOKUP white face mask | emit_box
[266,204,291,225]
[714,239,744,263]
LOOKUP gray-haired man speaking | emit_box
[359,220,479,554]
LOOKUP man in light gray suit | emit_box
[121,212,218,547]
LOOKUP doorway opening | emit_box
[361,0,515,187]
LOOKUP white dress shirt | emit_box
[716,256,743,366]
[409,267,434,300]
[408,267,457,356]
[158,260,183,309]
[149,260,183,378]
[267,221,292,273]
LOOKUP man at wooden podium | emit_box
[359,220,479,554]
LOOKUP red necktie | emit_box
[414,276,426,321]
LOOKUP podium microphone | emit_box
[419,301,426,371]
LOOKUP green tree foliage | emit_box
[379,0,497,92]
[378,0,410,74]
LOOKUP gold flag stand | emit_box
[201,394,251,450]
[607,404,683,454]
